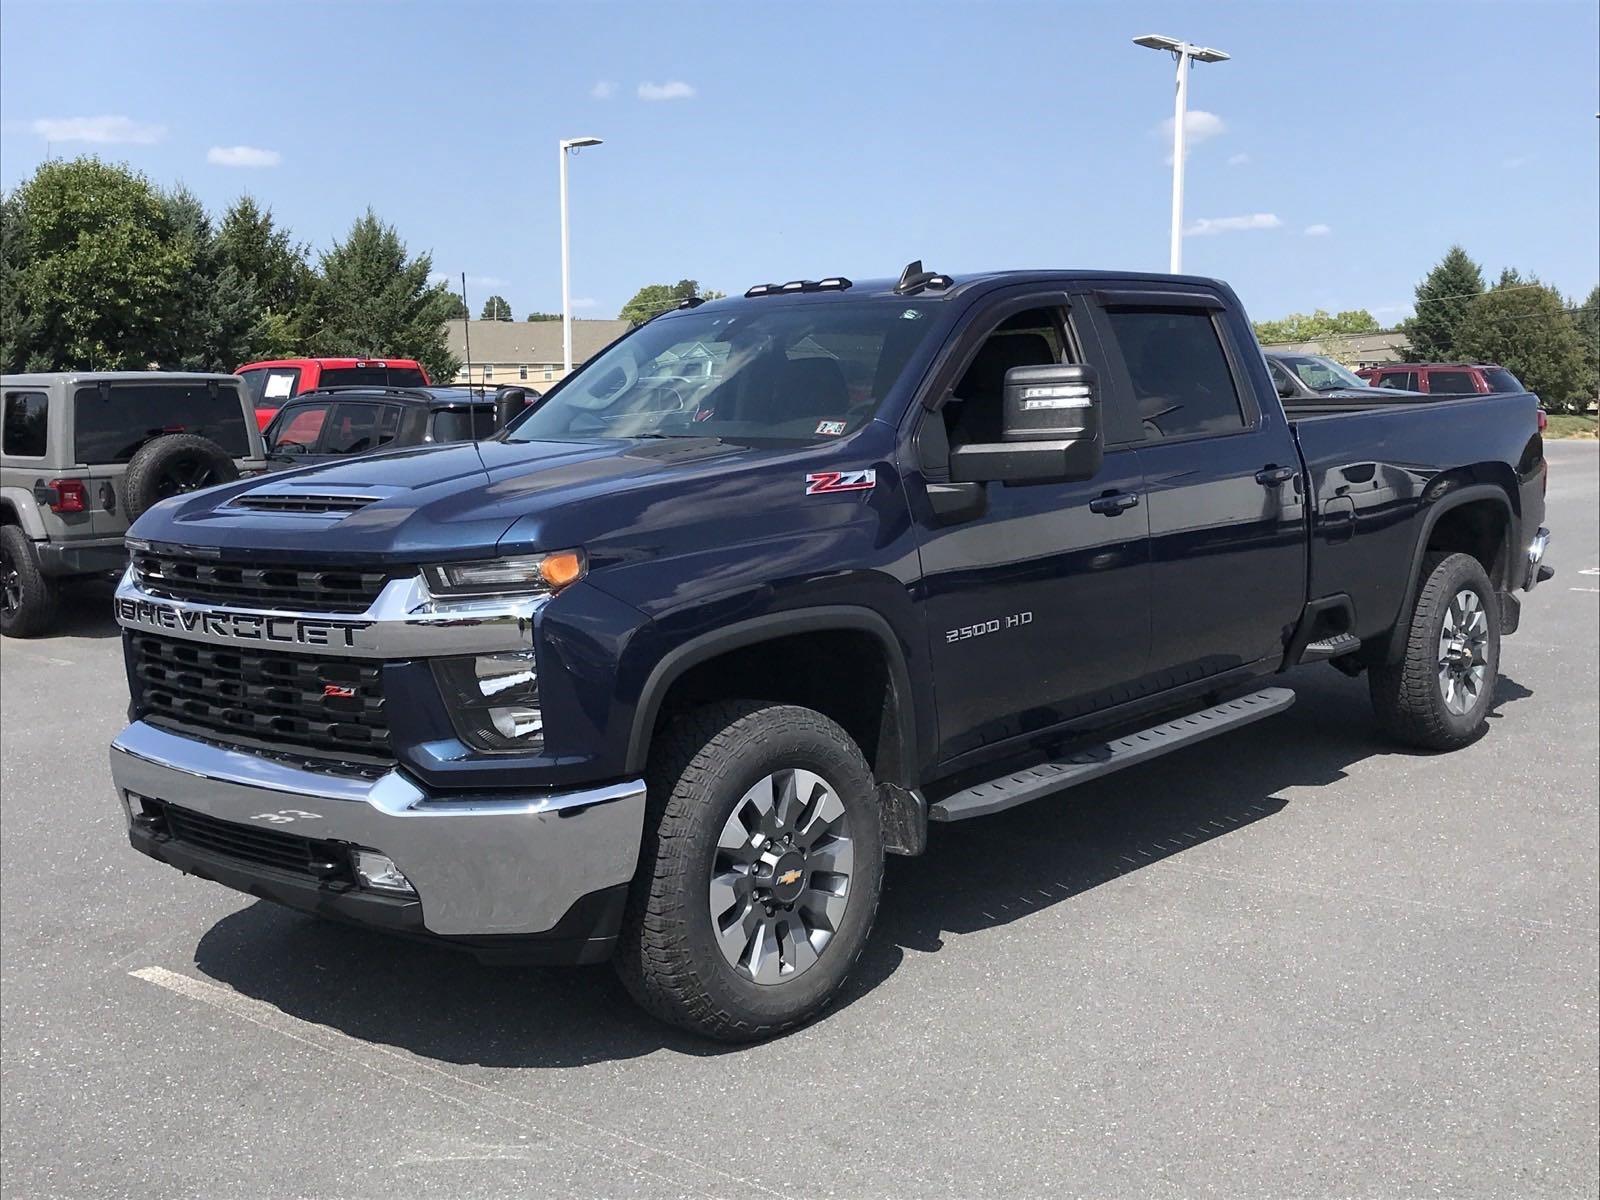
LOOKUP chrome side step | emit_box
[928,687,1296,823]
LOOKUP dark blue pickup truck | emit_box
[108,265,1552,1040]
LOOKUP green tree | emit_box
[445,292,469,320]
[1403,245,1485,361]
[306,209,459,383]
[1,193,42,372]
[214,195,313,358]
[1573,284,1599,406]
[480,294,512,321]
[1253,308,1381,358]
[525,311,560,321]
[1455,270,1589,413]
[156,185,266,372]
[11,156,188,369]
[619,279,724,325]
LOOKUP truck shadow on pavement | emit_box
[189,666,1531,1067]
[38,577,122,639]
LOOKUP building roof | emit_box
[445,319,631,366]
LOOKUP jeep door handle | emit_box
[1255,465,1297,486]
[1088,491,1140,516]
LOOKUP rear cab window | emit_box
[1481,367,1523,393]
[3,391,49,457]
[1101,307,1248,441]
[240,367,302,412]
[318,366,428,390]
[73,382,250,463]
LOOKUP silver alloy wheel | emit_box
[709,768,854,985]
[1437,587,1490,716]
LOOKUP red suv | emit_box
[1356,363,1524,395]
[235,358,431,429]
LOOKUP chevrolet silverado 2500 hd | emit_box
[109,265,1553,1040]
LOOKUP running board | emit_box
[928,687,1296,823]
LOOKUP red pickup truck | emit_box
[235,358,431,429]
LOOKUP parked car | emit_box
[262,386,512,463]
[1265,351,1417,401]
[236,358,431,430]
[1,372,268,637]
[110,264,1552,1040]
[1356,362,1526,395]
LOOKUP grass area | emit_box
[1544,413,1599,439]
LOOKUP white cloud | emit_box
[30,115,165,144]
[1158,109,1226,144]
[1185,212,1283,237]
[1303,223,1332,237]
[637,80,696,102]
[429,272,509,289]
[1227,152,1251,166]
[207,145,281,168]
[590,80,616,100]
[1502,154,1531,169]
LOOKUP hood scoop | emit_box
[227,489,383,515]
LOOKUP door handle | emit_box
[1089,491,1140,516]
[1255,465,1297,486]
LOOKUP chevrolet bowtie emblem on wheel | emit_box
[777,868,803,886]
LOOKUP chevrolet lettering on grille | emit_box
[115,596,371,649]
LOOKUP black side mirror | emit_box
[495,388,527,429]
[949,363,1102,485]
[1274,372,1296,399]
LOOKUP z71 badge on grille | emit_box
[805,469,876,495]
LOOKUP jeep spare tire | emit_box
[122,434,239,522]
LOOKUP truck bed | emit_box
[1288,389,1545,645]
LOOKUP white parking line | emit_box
[131,966,792,1199]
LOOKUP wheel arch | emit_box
[1381,480,1516,664]
[625,606,919,788]
[0,487,47,538]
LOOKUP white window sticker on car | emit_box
[264,373,294,399]
[815,420,847,436]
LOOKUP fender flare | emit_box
[624,605,919,784]
[1382,482,1515,663]
[0,487,48,539]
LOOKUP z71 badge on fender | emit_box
[805,469,876,495]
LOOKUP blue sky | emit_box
[2,0,1596,325]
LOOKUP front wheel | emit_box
[1369,551,1500,750]
[615,701,884,1041]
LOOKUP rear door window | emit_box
[430,407,497,442]
[1102,308,1248,440]
[1425,370,1478,394]
[73,383,250,463]
[3,391,48,457]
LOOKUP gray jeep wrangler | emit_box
[1,373,269,637]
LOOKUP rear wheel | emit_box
[0,525,55,638]
[615,701,884,1041]
[1369,552,1500,750]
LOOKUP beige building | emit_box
[1260,329,1411,367]
[443,318,632,387]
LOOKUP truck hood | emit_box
[126,435,773,562]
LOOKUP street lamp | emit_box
[1133,34,1229,274]
[559,136,604,375]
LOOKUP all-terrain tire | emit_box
[615,701,884,1042]
[123,434,239,522]
[1369,551,1500,751]
[0,525,56,638]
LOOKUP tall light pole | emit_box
[559,136,603,375]
[1133,34,1229,273]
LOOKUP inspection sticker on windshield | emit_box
[805,469,876,495]
[815,420,847,436]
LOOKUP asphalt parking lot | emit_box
[1,440,1595,1200]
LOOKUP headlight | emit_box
[422,550,586,598]
[432,651,544,752]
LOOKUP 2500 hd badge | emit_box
[114,596,369,648]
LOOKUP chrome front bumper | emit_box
[110,721,646,936]
[1524,526,1552,590]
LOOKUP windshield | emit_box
[1278,355,1369,391]
[506,300,937,444]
